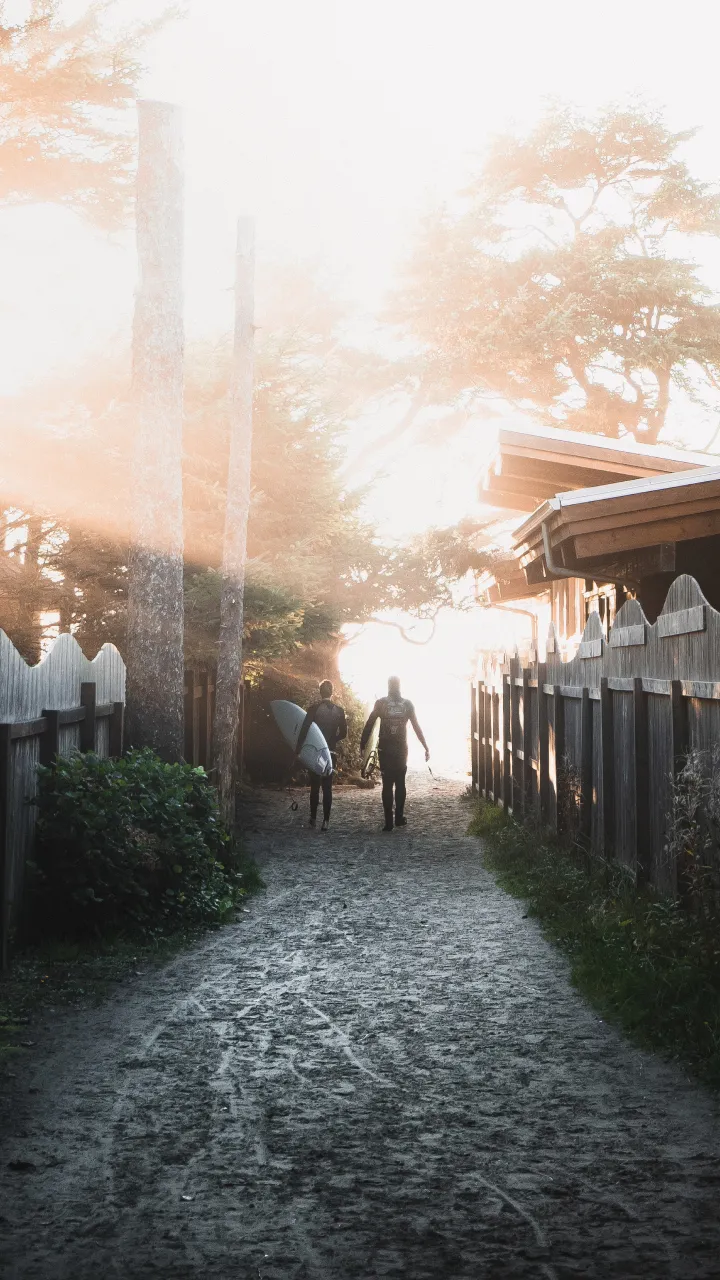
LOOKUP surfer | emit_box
[296,681,348,831]
[359,676,429,831]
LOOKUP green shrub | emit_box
[31,749,249,938]
[469,799,720,1088]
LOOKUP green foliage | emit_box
[181,289,454,670]
[31,750,252,938]
[664,748,720,917]
[0,271,458,669]
[468,800,720,1088]
[397,102,720,442]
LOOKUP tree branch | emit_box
[367,614,438,645]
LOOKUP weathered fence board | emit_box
[472,575,720,893]
[0,633,126,965]
[183,669,215,771]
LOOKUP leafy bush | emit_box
[663,747,720,917]
[31,749,249,938]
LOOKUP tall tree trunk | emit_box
[126,101,185,760]
[15,515,44,666]
[212,217,255,823]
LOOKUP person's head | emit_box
[319,679,334,700]
[388,675,401,698]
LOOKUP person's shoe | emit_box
[308,818,316,828]
[395,816,407,827]
[382,822,393,832]
[321,819,329,832]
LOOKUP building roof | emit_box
[479,423,713,513]
[514,463,720,582]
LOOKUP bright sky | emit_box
[5,0,720,401]
[4,0,720,764]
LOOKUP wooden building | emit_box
[479,423,709,513]
[477,425,714,655]
[514,465,720,625]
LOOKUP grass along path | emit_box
[468,799,720,1090]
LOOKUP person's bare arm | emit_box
[296,707,316,753]
[337,707,348,743]
[360,704,380,751]
[409,709,430,760]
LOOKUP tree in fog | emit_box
[0,0,162,225]
[396,104,720,443]
[0,1,163,661]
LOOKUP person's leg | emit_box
[309,775,320,824]
[394,767,407,823]
[381,771,394,829]
[321,774,332,824]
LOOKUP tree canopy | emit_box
[0,0,162,225]
[395,104,720,442]
[0,272,455,672]
[183,278,457,674]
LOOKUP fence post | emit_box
[481,680,486,798]
[0,724,12,971]
[109,702,125,758]
[670,678,689,898]
[502,669,512,811]
[238,677,247,784]
[670,679,688,776]
[509,658,520,815]
[600,677,614,858]
[80,682,97,753]
[580,685,593,846]
[633,677,651,885]
[537,662,548,824]
[198,671,209,770]
[206,670,215,772]
[40,711,61,768]
[522,667,532,817]
[183,670,194,763]
[470,681,478,795]
[479,680,487,798]
[491,681,500,804]
[550,686,565,835]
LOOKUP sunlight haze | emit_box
[4,0,720,765]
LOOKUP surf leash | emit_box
[285,770,300,811]
[362,748,379,781]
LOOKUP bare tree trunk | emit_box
[126,101,185,760]
[15,515,44,666]
[212,217,255,822]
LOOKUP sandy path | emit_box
[1,772,719,1279]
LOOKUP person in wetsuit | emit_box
[360,676,429,831]
[296,680,348,831]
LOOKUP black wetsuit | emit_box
[360,695,428,827]
[297,699,348,821]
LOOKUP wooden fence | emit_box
[471,574,720,893]
[183,669,249,779]
[0,632,126,965]
[183,668,216,770]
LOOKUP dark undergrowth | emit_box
[0,879,262,1070]
[0,749,265,1071]
[468,800,720,1090]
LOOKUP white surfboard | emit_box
[361,716,380,779]
[270,700,333,777]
